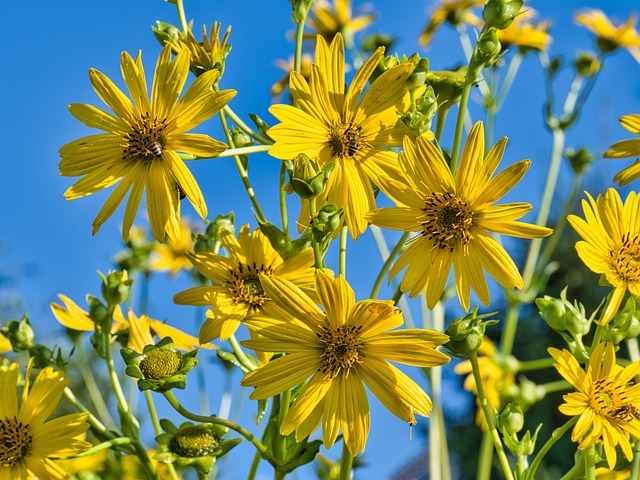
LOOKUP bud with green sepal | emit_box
[444,307,499,357]
[288,153,335,200]
[3,314,35,352]
[574,51,601,77]
[565,147,594,176]
[99,270,133,308]
[483,0,523,30]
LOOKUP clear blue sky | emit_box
[2,1,640,478]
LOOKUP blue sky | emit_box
[2,0,640,478]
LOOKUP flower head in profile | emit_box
[604,114,640,186]
[549,342,640,469]
[419,0,484,47]
[567,188,640,325]
[268,33,419,239]
[173,225,316,345]
[240,271,450,456]
[497,9,552,53]
[270,54,313,99]
[51,294,208,352]
[575,9,640,62]
[166,22,232,76]
[0,358,91,479]
[454,337,515,430]
[149,217,196,277]
[366,122,552,310]
[306,0,376,46]
[59,46,236,243]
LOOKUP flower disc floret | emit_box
[0,417,32,468]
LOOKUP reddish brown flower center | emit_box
[0,417,32,468]
[123,113,167,163]
[317,324,363,378]
[419,192,473,253]
[228,262,274,311]
[610,233,640,284]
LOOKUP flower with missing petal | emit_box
[567,188,640,326]
[575,9,640,62]
[366,121,552,310]
[419,0,484,48]
[0,358,91,479]
[268,33,420,239]
[604,114,640,186]
[166,22,232,76]
[59,46,236,243]
[149,217,196,277]
[240,271,450,456]
[173,225,316,346]
[549,342,640,469]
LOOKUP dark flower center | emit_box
[419,192,473,253]
[170,425,218,457]
[610,233,640,284]
[0,417,32,467]
[228,263,274,311]
[590,378,640,423]
[327,124,363,158]
[123,113,167,163]
[317,324,363,378]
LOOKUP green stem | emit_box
[247,449,262,480]
[222,106,273,145]
[104,332,131,423]
[64,437,134,457]
[630,439,640,480]
[477,431,494,480]
[63,387,114,439]
[516,357,555,372]
[174,0,189,34]
[391,283,404,306]
[216,144,272,158]
[526,416,577,480]
[274,390,291,463]
[434,105,449,143]
[500,299,520,356]
[339,225,348,276]
[369,229,409,299]
[279,162,289,234]
[495,52,523,108]
[584,444,596,480]
[539,380,570,395]
[309,197,324,269]
[217,110,267,222]
[293,10,306,74]
[338,442,354,480]
[163,391,271,460]
[144,390,162,436]
[468,351,515,480]
[229,334,258,372]
[132,439,160,480]
[75,343,116,429]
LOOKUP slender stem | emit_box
[630,439,640,480]
[339,225,348,277]
[63,387,113,439]
[526,417,577,480]
[477,431,494,480]
[391,284,404,306]
[163,391,271,459]
[515,356,555,372]
[229,334,258,372]
[584,444,596,480]
[369,229,409,298]
[132,440,160,480]
[279,162,289,234]
[500,299,520,356]
[216,145,272,158]
[495,52,523,108]
[274,390,291,464]
[293,10,306,74]
[309,198,324,269]
[144,390,162,436]
[434,106,449,143]
[539,380,570,395]
[248,449,262,480]
[456,25,491,98]
[222,106,273,145]
[468,352,515,480]
[104,335,131,421]
[217,110,267,222]
[338,443,354,480]
[75,344,116,429]
[174,0,189,34]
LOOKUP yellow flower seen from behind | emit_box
[149,217,196,277]
[0,358,91,479]
[575,9,640,62]
[240,271,450,456]
[59,46,236,243]
[307,0,376,46]
[497,9,552,52]
[366,121,552,310]
[549,342,640,469]
[419,0,484,47]
[604,114,640,186]
[568,188,640,325]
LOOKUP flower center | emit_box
[327,124,363,158]
[589,378,640,422]
[0,417,32,468]
[228,263,273,311]
[123,113,167,163]
[317,324,363,378]
[140,350,181,379]
[610,233,640,284]
[170,425,218,457]
[419,192,473,253]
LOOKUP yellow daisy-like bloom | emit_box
[567,188,640,326]
[366,121,553,310]
[497,9,552,52]
[454,337,514,430]
[50,294,208,352]
[149,217,196,277]
[0,334,11,355]
[173,225,316,344]
[167,22,232,75]
[0,358,91,479]
[595,467,632,480]
[240,271,450,456]
[604,114,640,186]
[268,33,419,239]
[59,46,236,244]
[575,9,640,62]
[419,0,484,47]
[306,0,376,45]
[270,54,313,98]
[549,342,640,469]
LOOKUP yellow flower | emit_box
[149,217,196,277]
[240,271,450,456]
[0,333,11,355]
[497,9,552,52]
[595,467,632,480]
[173,225,316,345]
[50,294,208,352]
[55,449,108,476]
[0,358,91,479]
[366,121,552,310]
[167,22,232,75]
[59,46,236,244]
[604,114,640,186]
[268,33,419,239]
[549,342,640,469]
[306,0,376,45]
[575,9,640,62]
[454,337,514,430]
[270,54,313,98]
[567,188,640,325]
[419,0,484,47]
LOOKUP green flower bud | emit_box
[288,154,335,199]
[152,21,182,48]
[3,315,35,351]
[198,213,235,252]
[482,0,523,30]
[535,288,590,337]
[122,337,198,392]
[256,220,312,259]
[602,296,640,346]
[289,0,314,24]
[498,402,524,435]
[230,128,253,149]
[311,204,344,244]
[476,29,502,67]
[426,70,466,110]
[99,270,133,307]
[574,52,601,77]
[399,85,437,137]
[565,147,594,176]
[405,55,430,91]
[369,55,401,84]
[444,307,499,356]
